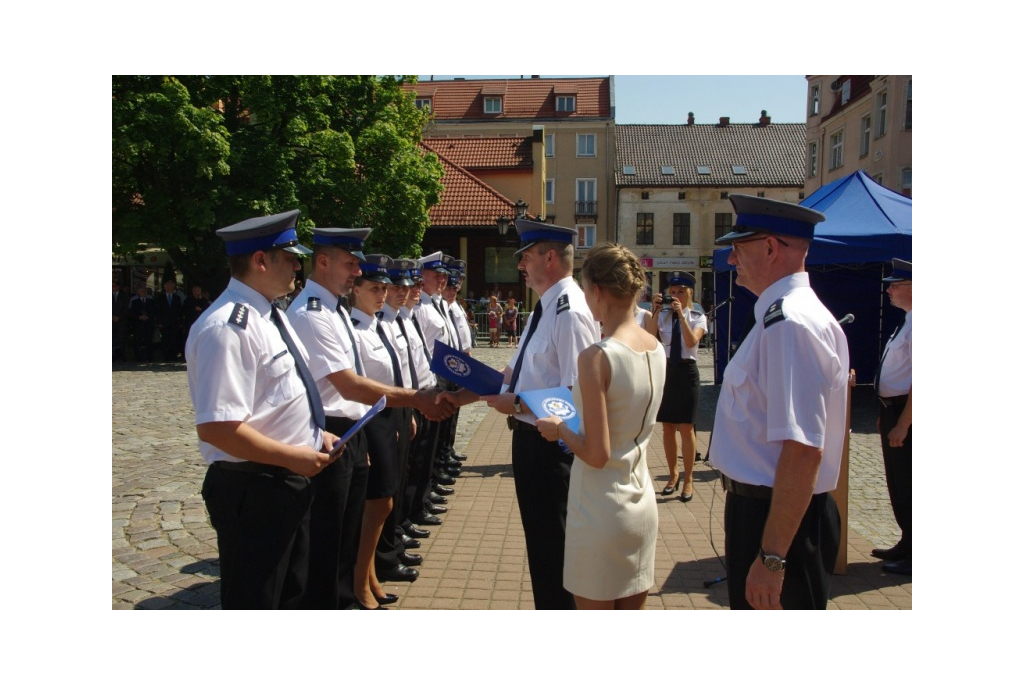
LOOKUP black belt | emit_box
[721,474,773,500]
[878,394,908,409]
[507,416,539,432]
[212,460,293,477]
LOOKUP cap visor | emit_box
[714,230,758,246]
[284,244,313,255]
[513,241,538,257]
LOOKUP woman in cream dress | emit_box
[536,243,666,609]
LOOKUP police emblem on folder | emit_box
[430,341,505,396]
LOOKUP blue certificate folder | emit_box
[329,396,386,456]
[516,386,581,434]
[430,341,505,396]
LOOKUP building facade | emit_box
[804,75,912,197]
[615,114,807,308]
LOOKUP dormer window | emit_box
[556,95,576,112]
[483,96,502,114]
[414,98,432,112]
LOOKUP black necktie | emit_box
[508,299,543,393]
[433,296,456,346]
[270,305,325,430]
[669,311,683,365]
[411,312,432,363]
[336,300,365,377]
[395,316,419,389]
[874,319,905,394]
[375,318,404,387]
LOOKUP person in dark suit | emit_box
[113,280,131,362]
[154,278,184,361]
[182,285,211,345]
[129,285,156,362]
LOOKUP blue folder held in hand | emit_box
[330,396,386,457]
[516,386,580,453]
[430,341,506,396]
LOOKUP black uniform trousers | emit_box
[377,406,413,569]
[511,427,576,610]
[724,489,840,610]
[301,416,368,610]
[202,463,313,609]
[406,408,442,521]
[879,396,912,551]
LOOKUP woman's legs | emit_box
[574,591,648,610]
[662,422,679,487]
[680,422,696,497]
[354,496,392,608]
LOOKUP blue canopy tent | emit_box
[712,170,912,384]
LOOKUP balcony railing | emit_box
[575,200,598,216]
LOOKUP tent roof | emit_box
[714,170,912,269]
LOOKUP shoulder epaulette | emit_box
[556,294,570,314]
[307,297,321,311]
[228,303,249,329]
[763,298,786,328]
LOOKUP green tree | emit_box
[113,75,443,292]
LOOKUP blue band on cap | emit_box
[313,234,365,249]
[389,270,412,279]
[735,213,815,239]
[668,275,694,286]
[224,228,301,256]
[887,266,912,281]
[360,262,388,275]
[422,260,446,270]
[520,228,573,244]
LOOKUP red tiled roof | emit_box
[615,123,807,187]
[422,137,532,171]
[404,77,612,120]
[422,144,517,227]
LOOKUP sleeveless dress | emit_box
[563,337,667,600]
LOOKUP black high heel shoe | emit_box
[679,480,694,503]
[661,476,680,496]
[374,593,399,606]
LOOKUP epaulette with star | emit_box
[228,303,249,329]
[763,298,787,328]
[556,294,570,314]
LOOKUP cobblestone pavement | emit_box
[113,336,909,609]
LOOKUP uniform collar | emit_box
[226,277,274,319]
[381,304,400,322]
[301,277,342,311]
[349,306,378,331]
[538,275,576,311]
[754,272,809,321]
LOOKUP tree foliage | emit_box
[112,75,443,291]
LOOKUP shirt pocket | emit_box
[264,349,303,407]
[719,363,751,423]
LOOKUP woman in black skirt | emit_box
[649,272,707,502]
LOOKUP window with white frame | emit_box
[901,168,911,198]
[577,133,596,157]
[809,84,821,116]
[414,98,431,112]
[860,115,871,157]
[556,95,576,112]
[483,96,502,114]
[636,213,654,245]
[807,142,818,178]
[829,130,844,170]
[545,179,555,204]
[545,133,554,157]
[875,91,888,138]
[576,178,597,214]
[904,80,912,130]
[576,225,596,249]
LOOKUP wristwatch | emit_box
[513,395,524,414]
[759,547,786,572]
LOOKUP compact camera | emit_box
[662,290,675,305]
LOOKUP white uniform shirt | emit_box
[655,307,707,361]
[401,305,436,390]
[416,291,454,355]
[349,307,401,387]
[507,276,601,423]
[710,273,850,493]
[185,277,322,464]
[286,278,370,421]
[877,310,912,397]
[381,304,415,390]
[449,300,474,352]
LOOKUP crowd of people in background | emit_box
[113,278,211,363]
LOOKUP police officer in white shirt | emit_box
[446,219,600,609]
[871,258,912,575]
[710,195,849,610]
[186,209,340,609]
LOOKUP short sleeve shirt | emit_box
[185,277,322,464]
[877,311,911,397]
[656,307,707,361]
[350,307,400,387]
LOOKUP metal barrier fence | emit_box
[469,310,528,345]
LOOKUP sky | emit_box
[417,75,809,125]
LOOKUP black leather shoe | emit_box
[402,523,431,539]
[433,484,455,496]
[425,502,448,515]
[882,557,912,575]
[441,456,461,467]
[413,512,443,526]
[377,564,419,582]
[660,477,679,496]
[452,452,468,461]
[398,551,423,566]
[428,492,448,505]
[398,533,421,549]
[444,466,462,478]
[871,544,910,561]
[374,593,399,605]
[434,472,456,486]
